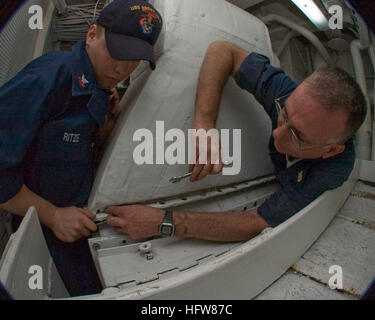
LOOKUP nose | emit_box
[272,123,289,142]
[114,60,140,78]
[113,61,129,77]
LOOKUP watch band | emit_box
[159,209,174,237]
[164,209,173,224]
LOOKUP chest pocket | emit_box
[30,109,98,164]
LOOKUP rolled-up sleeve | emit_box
[234,52,297,116]
[0,71,49,203]
[257,183,313,227]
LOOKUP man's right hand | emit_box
[189,123,223,181]
[51,207,97,243]
[189,41,248,181]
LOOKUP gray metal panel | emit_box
[359,160,375,183]
[0,211,12,259]
[0,207,69,299]
[96,238,241,287]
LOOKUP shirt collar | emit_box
[286,155,301,168]
[71,40,110,126]
[72,40,96,96]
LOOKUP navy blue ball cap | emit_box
[97,0,163,70]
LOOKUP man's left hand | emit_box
[108,87,121,118]
[101,87,121,137]
[105,205,164,239]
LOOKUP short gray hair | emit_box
[303,66,367,142]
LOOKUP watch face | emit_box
[160,223,174,236]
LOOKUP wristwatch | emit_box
[159,209,174,237]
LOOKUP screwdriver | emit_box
[169,160,233,183]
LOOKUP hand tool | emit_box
[169,160,233,183]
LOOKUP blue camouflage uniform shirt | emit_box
[234,53,355,227]
[0,40,110,208]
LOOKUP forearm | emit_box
[173,209,270,242]
[194,41,235,128]
[105,205,270,242]
[0,184,57,229]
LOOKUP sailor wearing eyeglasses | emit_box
[105,40,367,242]
[189,40,366,230]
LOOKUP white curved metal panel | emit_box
[88,0,275,211]
[78,161,360,300]
[0,0,54,86]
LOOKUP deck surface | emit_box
[255,180,375,300]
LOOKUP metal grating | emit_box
[0,0,27,32]
[0,0,47,86]
[53,0,107,43]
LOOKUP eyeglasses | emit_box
[274,94,336,151]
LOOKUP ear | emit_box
[86,24,98,46]
[321,144,346,159]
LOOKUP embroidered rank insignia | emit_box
[297,171,303,183]
[78,74,89,88]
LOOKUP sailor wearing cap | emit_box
[0,0,162,296]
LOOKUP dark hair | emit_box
[304,67,367,142]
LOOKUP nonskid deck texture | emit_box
[255,180,375,300]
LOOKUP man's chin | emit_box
[274,142,299,158]
[97,79,115,90]
[274,141,287,155]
